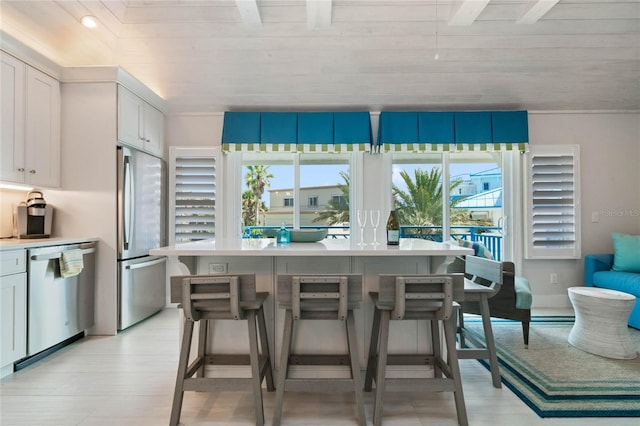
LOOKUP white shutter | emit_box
[524,145,581,259]
[169,147,219,244]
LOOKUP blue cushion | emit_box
[514,276,533,310]
[611,233,640,273]
[593,270,640,296]
[458,239,493,259]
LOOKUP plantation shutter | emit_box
[524,145,581,259]
[169,147,219,244]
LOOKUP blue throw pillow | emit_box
[458,239,493,260]
[611,233,640,273]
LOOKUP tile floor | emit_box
[1,308,637,426]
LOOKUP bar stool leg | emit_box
[444,308,468,426]
[257,306,275,391]
[479,296,502,388]
[373,309,391,426]
[196,320,208,378]
[430,319,443,378]
[170,319,194,426]
[458,307,466,348]
[246,311,265,426]
[273,309,294,426]
[346,311,366,426]
[364,306,381,392]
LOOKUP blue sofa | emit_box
[584,254,640,329]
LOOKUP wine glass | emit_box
[370,210,381,246]
[356,210,367,247]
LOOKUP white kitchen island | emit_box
[151,238,472,377]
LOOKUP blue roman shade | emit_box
[378,110,528,152]
[221,112,261,151]
[260,112,298,150]
[222,111,373,152]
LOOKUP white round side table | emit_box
[568,287,637,359]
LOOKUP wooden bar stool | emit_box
[364,274,467,426]
[456,256,513,388]
[273,274,365,426]
[170,275,274,426]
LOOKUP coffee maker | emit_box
[13,190,53,239]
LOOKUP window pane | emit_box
[300,153,350,238]
[242,153,294,231]
[450,152,503,259]
[391,153,444,240]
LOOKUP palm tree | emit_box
[392,168,464,227]
[313,170,350,225]
[244,165,273,226]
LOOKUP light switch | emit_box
[591,211,599,223]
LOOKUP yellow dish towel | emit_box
[60,249,84,278]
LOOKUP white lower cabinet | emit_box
[0,250,27,377]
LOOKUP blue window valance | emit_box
[222,111,373,152]
[378,110,529,152]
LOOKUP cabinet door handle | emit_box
[17,168,24,172]
[29,170,36,174]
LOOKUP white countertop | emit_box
[0,236,99,251]
[150,238,473,257]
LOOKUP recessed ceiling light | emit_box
[81,15,97,29]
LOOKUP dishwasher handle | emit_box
[30,243,96,261]
[125,257,166,270]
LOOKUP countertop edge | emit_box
[0,237,100,251]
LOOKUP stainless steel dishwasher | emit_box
[27,242,96,356]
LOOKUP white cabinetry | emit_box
[117,85,164,157]
[0,250,27,378]
[0,51,60,187]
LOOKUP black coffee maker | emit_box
[12,190,53,239]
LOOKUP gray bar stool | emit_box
[456,256,512,388]
[170,275,274,426]
[273,274,366,426]
[364,274,468,426]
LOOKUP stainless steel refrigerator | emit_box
[117,146,167,331]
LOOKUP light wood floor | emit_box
[2,308,637,426]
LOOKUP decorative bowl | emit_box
[289,229,328,243]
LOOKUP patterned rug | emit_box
[464,316,640,417]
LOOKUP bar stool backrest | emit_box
[179,275,257,321]
[277,274,362,320]
[464,256,507,293]
[378,274,464,320]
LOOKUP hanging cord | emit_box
[434,0,440,60]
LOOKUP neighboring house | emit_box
[266,185,345,227]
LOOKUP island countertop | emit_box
[150,237,473,257]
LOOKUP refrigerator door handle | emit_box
[125,257,166,270]
[123,155,133,251]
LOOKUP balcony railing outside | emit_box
[243,225,503,260]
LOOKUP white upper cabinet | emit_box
[1,52,60,187]
[117,85,164,157]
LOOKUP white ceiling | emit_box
[1,0,639,114]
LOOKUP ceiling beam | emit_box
[234,0,262,29]
[448,0,490,26]
[307,0,332,30]
[517,0,560,24]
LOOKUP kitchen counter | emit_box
[150,237,472,257]
[0,237,99,251]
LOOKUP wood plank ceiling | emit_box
[1,0,639,114]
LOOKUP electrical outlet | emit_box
[209,263,227,274]
[550,273,558,284]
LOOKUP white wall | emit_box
[165,111,640,309]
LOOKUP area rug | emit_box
[463,315,640,417]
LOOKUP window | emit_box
[239,152,351,235]
[169,147,219,243]
[524,145,581,259]
[391,151,505,259]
